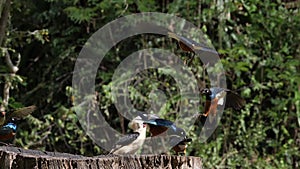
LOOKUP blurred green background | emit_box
[0,0,299,168]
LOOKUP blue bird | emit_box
[143,118,192,155]
[201,87,245,117]
[0,121,17,144]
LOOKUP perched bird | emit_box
[110,120,147,155]
[171,135,193,155]
[201,87,245,117]
[0,105,36,128]
[0,119,17,144]
[127,113,150,131]
[143,118,192,155]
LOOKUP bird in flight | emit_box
[0,105,36,128]
[168,31,218,65]
[201,87,245,117]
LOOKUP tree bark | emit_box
[0,0,10,46]
[0,146,202,169]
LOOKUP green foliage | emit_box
[1,0,299,168]
[64,7,97,23]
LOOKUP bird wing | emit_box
[149,125,169,137]
[171,136,192,147]
[215,89,227,106]
[146,118,186,138]
[7,105,36,119]
[166,125,186,136]
[210,87,245,110]
[112,132,140,150]
[168,32,199,49]
[145,118,175,136]
[143,118,174,127]
[225,90,245,110]
[167,125,190,149]
[168,32,218,54]
[170,135,192,154]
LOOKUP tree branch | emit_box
[4,49,19,73]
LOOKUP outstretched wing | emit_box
[168,32,197,52]
[225,90,246,110]
[168,32,218,54]
[7,105,37,119]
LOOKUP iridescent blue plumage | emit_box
[144,118,177,132]
[3,123,17,132]
[208,87,228,100]
[0,122,17,144]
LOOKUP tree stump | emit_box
[0,146,202,169]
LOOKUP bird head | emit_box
[201,88,212,98]
[135,122,147,133]
[183,136,192,143]
[128,114,149,132]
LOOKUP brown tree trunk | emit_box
[0,146,202,169]
[0,0,10,46]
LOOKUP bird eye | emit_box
[201,88,209,94]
